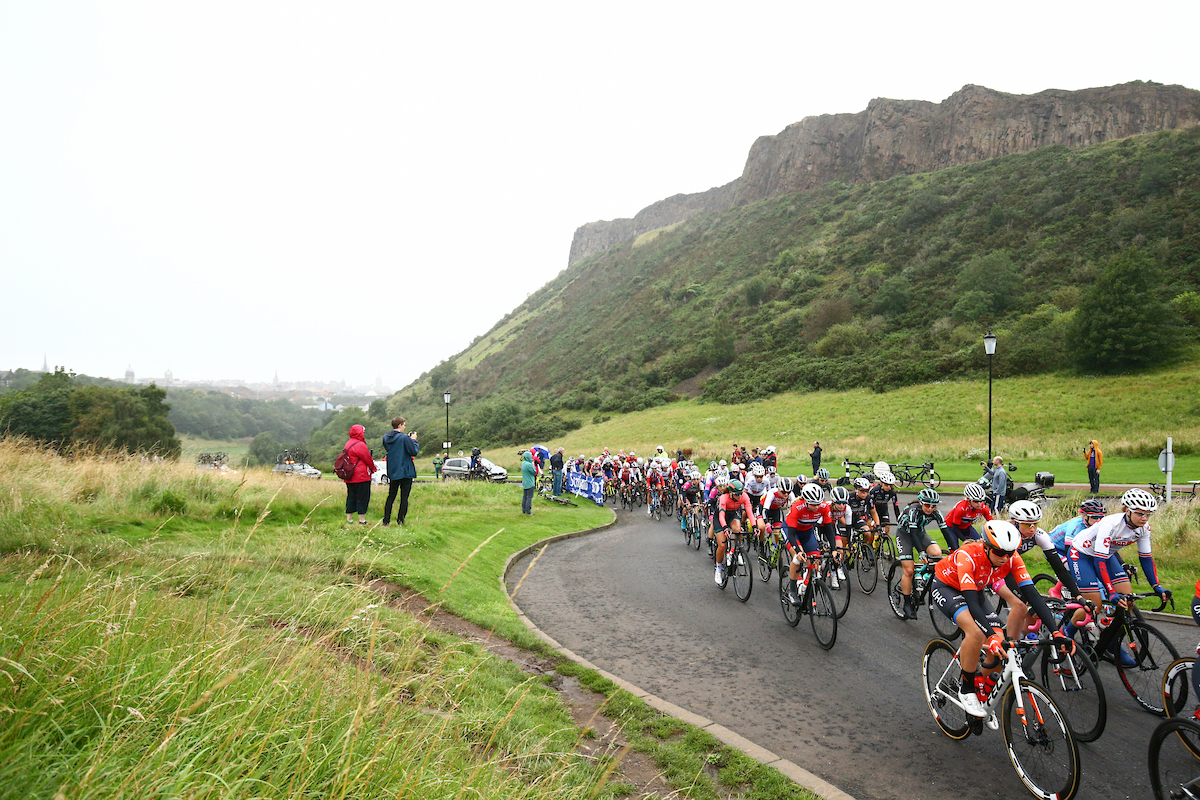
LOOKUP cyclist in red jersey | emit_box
[714,479,756,585]
[943,483,994,551]
[782,483,836,603]
[931,521,1072,716]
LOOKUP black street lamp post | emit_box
[984,331,997,462]
[443,391,451,453]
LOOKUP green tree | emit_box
[428,360,457,393]
[0,368,75,444]
[247,431,282,466]
[872,275,911,317]
[368,399,389,421]
[1070,249,1182,372]
[708,316,736,367]
[956,252,1021,312]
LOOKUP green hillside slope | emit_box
[390,126,1200,447]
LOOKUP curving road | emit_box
[508,512,1198,800]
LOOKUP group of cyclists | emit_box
[575,446,1181,717]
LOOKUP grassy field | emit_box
[179,434,253,466]
[434,361,1200,490]
[0,439,815,800]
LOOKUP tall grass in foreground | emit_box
[0,440,815,800]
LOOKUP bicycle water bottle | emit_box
[977,671,998,703]
[725,550,733,568]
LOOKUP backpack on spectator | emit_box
[333,447,358,480]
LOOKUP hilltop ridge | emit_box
[568,81,1200,264]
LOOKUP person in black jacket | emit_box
[550,447,565,496]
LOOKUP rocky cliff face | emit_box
[569,82,1200,264]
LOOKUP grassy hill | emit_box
[419,361,1200,489]
[384,125,1200,449]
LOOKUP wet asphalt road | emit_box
[508,511,1199,800]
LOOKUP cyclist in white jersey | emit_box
[1069,488,1170,610]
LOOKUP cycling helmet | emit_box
[629,451,636,457]
[719,459,727,467]
[801,483,824,505]
[816,467,830,480]
[709,461,718,471]
[1122,488,1158,513]
[983,520,1021,552]
[777,477,793,493]
[752,464,765,477]
[917,487,940,505]
[1079,498,1107,518]
[1007,499,1042,524]
[716,469,730,485]
[690,467,702,479]
[963,483,987,502]
[877,470,897,485]
[830,486,851,504]
[656,445,664,452]
[795,474,807,485]
[767,465,777,474]
[728,479,744,496]
[636,457,644,466]
[853,477,871,491]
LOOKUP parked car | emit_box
[442,456,508,482]
[372,460,388,485]
[273,461,322,479]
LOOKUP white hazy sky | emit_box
[3,2,1198,391]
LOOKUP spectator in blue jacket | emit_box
[382,416,419,526]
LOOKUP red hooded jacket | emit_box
[342,425,376,483]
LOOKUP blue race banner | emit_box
[564,471,605,506]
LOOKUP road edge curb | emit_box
[501,516,858,800]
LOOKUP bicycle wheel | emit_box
[927,470,941,489]
[820,556,850,619]
[929,591,962,641]
[732,550,753,602]
[1149,717,1200,800]
[694,514,705,550]
[1164,658,1197,727]
[855,542,878,594]
[1031,572,1060,597]
[779,562,801,628]
[717,554,730,590]
[876,534,897,571]
[682,513,693,546]
[1001,679,1080,800]
[886,561,906,620]
[1116,621,1181,716]
[758,541,775,583]
[1040,646,1107,743]
[922,638,970,739]
[808,579,837,650]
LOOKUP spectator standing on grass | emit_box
[382,417,419,526]
[433,452,444,480]
[1084,440,1103,494]
[342,424,376,525]
[810,441,822,474]
[520,450,537,515]
[550,447,565,496]
[981,455,1010,514]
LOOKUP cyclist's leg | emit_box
[997,582,1029,640]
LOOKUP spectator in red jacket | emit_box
[342,424,377,524]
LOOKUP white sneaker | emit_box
[985,713,999,731]
[829,572,840,589]
[714,565,724,584]
[837,566,847,581]
[958,691,987,717]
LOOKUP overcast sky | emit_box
[3,2,1198,391]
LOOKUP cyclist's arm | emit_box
[1042,546,1082,597]
[1003,557,1059,630]
[958,588,1000,636]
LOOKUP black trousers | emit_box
[345,481,371,515]
[384,477,414,524]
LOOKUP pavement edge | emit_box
[501,514,858,800]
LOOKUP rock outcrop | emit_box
[569,81,1200,264]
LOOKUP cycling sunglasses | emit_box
[920,501,938,509]
[988,545,1015,558]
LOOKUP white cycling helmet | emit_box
[719,459,727,467]
[1008,499,1043,524]
[983,519,1021,552]
[963,483,987,502]
[816,467,830,480]
[852,477,871,491]
[801,483,824,505]
[752,463,765,477]
[830,486,851,504]
[636,457,644,466]
[777,477,793,493]
[716,469,730,485]
[877,470,897,485]
[1122,488,1158,513]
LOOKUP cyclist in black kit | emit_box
[894,488,948,619]
[869,469,902,541]
[847,477,881,544]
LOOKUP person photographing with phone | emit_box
[382,416,419,526]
